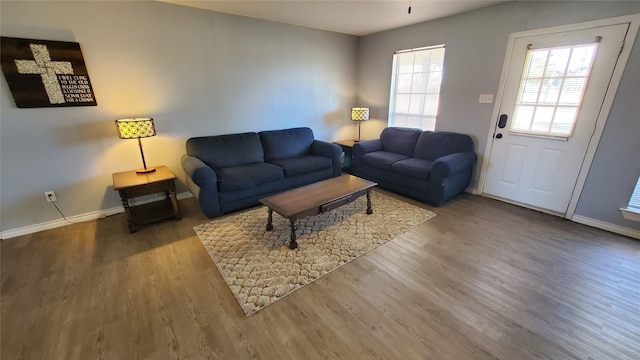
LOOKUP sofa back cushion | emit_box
[380,127,422,157]
[259,127,315,161]
[414,131,474,161]
[186,132,264,169]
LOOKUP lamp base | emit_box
[136,167,156,174]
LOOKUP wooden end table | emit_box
[112,165,181,233]
[334,139,358,172]
[259,175,377,249]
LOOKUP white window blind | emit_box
[510,42,598,138]
[388,45,445,130]
[621,176,640,222]
[628,177,640,210]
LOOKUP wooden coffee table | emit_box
[259,175,377,249]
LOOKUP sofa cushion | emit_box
[362,151,410,171]
[380,127,422,157]
[216,162,284,192]
[259,127,315,161]
[392,158,433,181]
[269,155,332,177]
[414,131,474,161]
[186,132,264,169]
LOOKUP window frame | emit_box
[388,44,445,131]
[620,176,640,222]
[508,42,599,139]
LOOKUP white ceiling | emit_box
[157,0,509,36]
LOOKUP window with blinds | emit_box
[621,176,640,222]
[388,45,445,130]
[629,178,640,210]
[510,42,598,138]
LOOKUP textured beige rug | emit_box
[193,190,436,316]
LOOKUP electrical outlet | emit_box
[44,191,57,202]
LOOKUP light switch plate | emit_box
[479,94,494,104]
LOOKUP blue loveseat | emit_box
[181,127,342,218]
[352,127,477,206]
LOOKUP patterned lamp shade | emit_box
[115,117,157,173]
[115,118,156,139]
[351,108,370,121]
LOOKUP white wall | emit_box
[357,1,640,231]
[0,1,358,235]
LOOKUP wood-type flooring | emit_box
[2,190,639,359]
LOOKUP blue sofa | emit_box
[181,127,342,218]
[352,127,477,206]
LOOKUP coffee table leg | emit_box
[366,189,373,214]
[289,219,298,249]
[266,208,274,231]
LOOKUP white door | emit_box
[482,23,629,215]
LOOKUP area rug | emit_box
[193,190,436,316]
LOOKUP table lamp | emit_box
[115,117,156,173]
[351,107,369,142]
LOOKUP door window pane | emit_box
[512,106,534,130]
[531,106,554,132]
[521,79,541,104]
[567,46,596,76]
[510,42,597,138]
[559,78,586,105]
[544,48,570,77]
[539,79,561,104]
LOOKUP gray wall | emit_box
[577,36,640,226]
[2,0,638,235]
[357,1,640,231]
[0,1,358,233]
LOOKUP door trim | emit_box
[478,13,640,219]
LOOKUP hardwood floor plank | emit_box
[2,191,639,359]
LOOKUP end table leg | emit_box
[168,188,181,220]
[289,219,298,249]
[266,208,274,231]
[118,190,136,233]
[366,189,373,214]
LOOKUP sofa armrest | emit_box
[181,154,221,218]
[311,140,343,177]
[427,152,477,206]
[431,152,477,177]
[354,139,383,155]
[182,154,217,187]
[352,139,382,170]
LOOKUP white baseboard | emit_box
[0,192,193,240]
[571,215,640,240]
[5,192,637,242]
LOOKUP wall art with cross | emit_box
[1,37,97,108]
